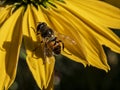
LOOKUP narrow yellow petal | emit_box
[22,5,44,89]
[0,5,13,27]
[56,1,120,53]
[32,5,56,88]
[57,0,120,28]
[22,5,55,89]
[0,7,23,90]
[45,73,54,90]
[32,5,55,89]
[87,23,120,53]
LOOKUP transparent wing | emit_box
[54,31,77,45]
[43,43,53,57]
[42,39,53,63]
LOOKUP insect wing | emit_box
[54,31,77,45]
[42,39,53,61]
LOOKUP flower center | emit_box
[3,0,65,8]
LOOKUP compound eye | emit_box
[48,29,54,37]
[37,22,47,31]
[42,22,47,26]
[40,22,47,29]
[37,24,41,32]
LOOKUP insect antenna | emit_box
[30,27,36,33]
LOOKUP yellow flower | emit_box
[0,0,120,90]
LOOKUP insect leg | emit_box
[31,46,40,59]
[30,27,41,35]
[43,42,52,64]
[56,40,71,55]
[31,41,43,59]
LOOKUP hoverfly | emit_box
[31,22,76,61]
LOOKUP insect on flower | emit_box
[31,22,76,61]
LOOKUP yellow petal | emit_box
[0,7,23,90]
[56,0,120,53]
[45,73,54,90]
[88,23,120,53]
[0,5,13,27]
[22,5,55,89]
[32,5,56,88]
[57,0,120,29]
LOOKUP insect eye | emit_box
[37,22,47,32]
[37,24,41,32]
[47,29,54,36]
